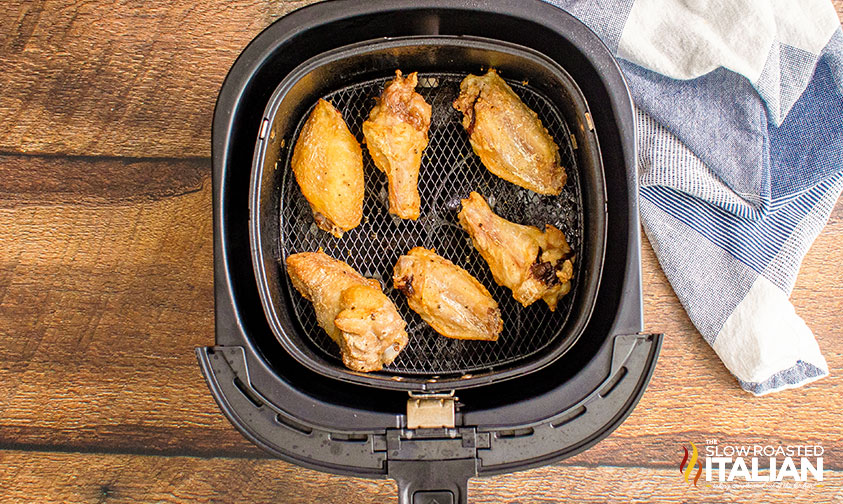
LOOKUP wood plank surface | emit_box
[0,449,840,504]
[0,0,309,158]
[1,0,842,502]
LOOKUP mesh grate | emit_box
[278,72,582,376]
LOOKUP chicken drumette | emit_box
[291,99,365,238]
[286,250,408,372]
[458,192,574,311]
[453,69,566,195]
[362,70,432,220]
[393,247,502,341]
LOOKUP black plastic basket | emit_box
[250,36,607,391]
[199,2,662,502]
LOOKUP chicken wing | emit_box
[393,247,502,341]
[453,69,566,195]
[362,71,432,220]
[286,250,408,372]
[458,192,574,311]
[291,99,365,238]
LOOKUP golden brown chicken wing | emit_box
[453,69,566,195]
[286,250,408,372]
[393,247,502,341]
[458,192,574,311]
[291,99,365,238]
[362,71,432,220]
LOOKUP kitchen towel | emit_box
[547,0,843,394]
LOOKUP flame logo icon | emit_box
[680,442,703,486]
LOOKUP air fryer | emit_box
[197,1,662,503]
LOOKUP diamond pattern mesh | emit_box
[278,73,582,376]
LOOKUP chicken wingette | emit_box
[291,99,365,238]
[362,70,432,220]
[453,69,566,195]
[393,247,502,341]
[287,251,408,372]
[458,192,574,311]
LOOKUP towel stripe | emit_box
[640,176,840,276]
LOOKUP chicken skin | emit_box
[453,69,566,195]
[458,192,574,311]
[393,247,502,341]
[291,99,365,238]
[362,71,432,220]
[286,251,408,372]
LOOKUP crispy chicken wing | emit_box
[453,69,566,195]
[362,71,432,220]
[458,192,574,311]
[286,251,408,372]
[393,247,502,341]
[291,99,365,238]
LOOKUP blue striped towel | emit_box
[548,0,843,394]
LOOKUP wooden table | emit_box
[1,1,841,502]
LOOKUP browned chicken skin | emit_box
[458,192,574,311]
[362,71,432,220]
[291,99,365,237]
[453,69,566,195]
[393,247,502,341]
[286,251,408,372]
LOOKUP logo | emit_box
[680,442,703,486]
[679,440,825,489]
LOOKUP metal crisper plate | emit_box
[279,72,583,376]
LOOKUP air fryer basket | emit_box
[202,2,662,503]
[250,37,607,390]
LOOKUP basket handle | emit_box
[390,459,476,504]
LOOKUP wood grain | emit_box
[0,449,839,504]
[0,0,314,159]
[0,156,841,470]
[0,165,225,456]
[0,154,207,208]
